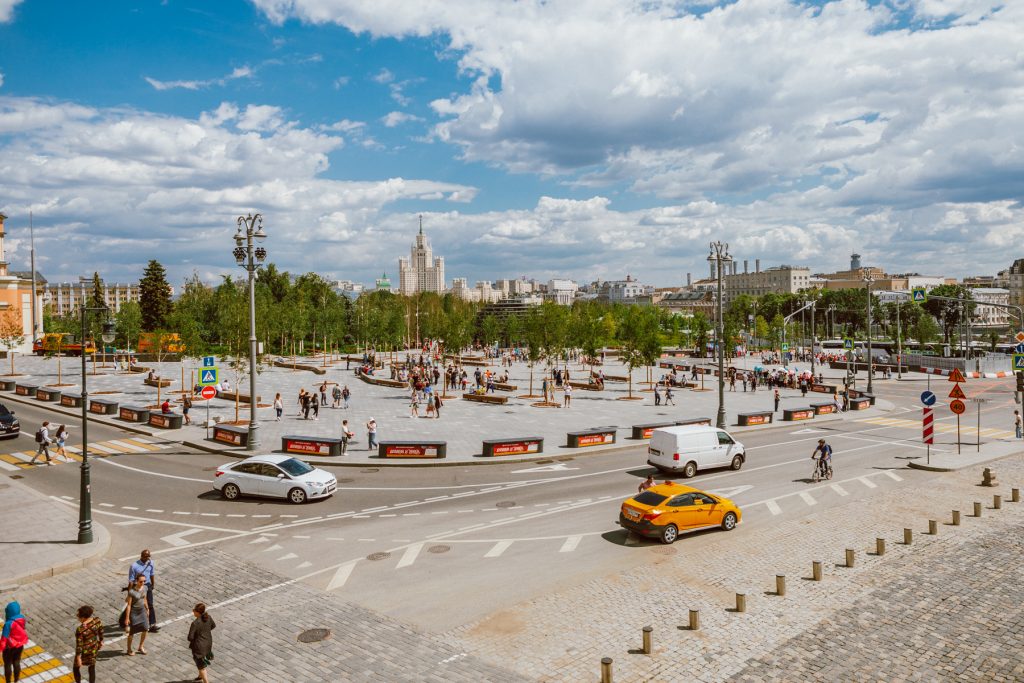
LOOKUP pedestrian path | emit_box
[11,640,74,683]
[0,436,167,470]
[857,416,1015,440]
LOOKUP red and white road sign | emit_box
[922,407,934,445]
[200,385,217,401]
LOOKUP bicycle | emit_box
[811,456,833,483]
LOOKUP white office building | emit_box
[398,217,445,295]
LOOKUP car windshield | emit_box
[277,458,315,476]
[633,491,668,506]
[0,405,10,416]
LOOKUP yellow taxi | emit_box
[619,481,741,544]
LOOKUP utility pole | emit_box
[864,273,874,394]
[708,242,732,429]
[29,212,38,345]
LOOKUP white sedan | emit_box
[214,454,337,504]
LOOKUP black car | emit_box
[0,403,20,439]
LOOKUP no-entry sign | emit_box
[200,385,217,400]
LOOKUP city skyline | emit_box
[0,1,1020,288]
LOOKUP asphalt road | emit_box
[8,374,1020,633]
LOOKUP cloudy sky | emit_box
[0,0,1020,290]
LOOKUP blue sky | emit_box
[0,0,1020,289]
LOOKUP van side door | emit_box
[714,431,736,466]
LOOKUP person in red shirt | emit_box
[2,601,28,683]
[161,400,171,414]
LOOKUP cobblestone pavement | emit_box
[1,547,527,683]
[440,453,1024,682]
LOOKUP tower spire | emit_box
[419,214,423,235]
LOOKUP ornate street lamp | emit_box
[234,214,267,450]
[864,273,874,394]
[708,242,732,429]
[78,312,115,544]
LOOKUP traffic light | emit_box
[1016,371,1024,393]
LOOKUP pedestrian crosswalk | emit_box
[11,640,74,683]
[0,436,167,470]
[857,416,1015,440]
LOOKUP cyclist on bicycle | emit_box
[812,439,833,479]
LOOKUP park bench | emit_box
[567,427,617,448]
[567,381,602,391]
[783,407,815,422]
[355,370,408,389]
[143,377,172,388]
[378,440,447,459]
[89,398,118,415]
[216,390,262,403]
[737,411,773,426]
[492,382,518,392]
[35,387,61,402]
[119,405,151,423]
[462,392,509,405]
[271,359,327,375]
[149,413,182,429]
[481,437,543,457]
[282,435,344,457]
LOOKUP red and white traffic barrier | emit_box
[922,407,934,445]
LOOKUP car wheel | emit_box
[288,487,308,505]
[221,483,240,501]
[730,454,743,470]
[683,462,697,478]
[660,524,679,544]
[721,512,738,531]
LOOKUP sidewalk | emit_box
[0,477,110,587]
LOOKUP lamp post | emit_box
[233,213,267,451]
[78,309,115,544]
[864,273,874,394]
[708,242,732,429]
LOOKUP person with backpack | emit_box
[30,421,52,466]
[332,385,342,408]
[182,394,192,425]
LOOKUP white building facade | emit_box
[971,287,1010,328]
[398,218,445,295]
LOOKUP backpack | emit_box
[35,429,44,443]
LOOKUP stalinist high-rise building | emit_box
[398,216,445,295]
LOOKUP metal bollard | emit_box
[876,538,885,556]
[735,593,746,613]
[929,519,938,535]
[601,657,613,683]
[974,501,982,517]
[776,574,786,597]
[1013,488,1020,503]
[903,528,913,545]
[641,626,652,655]
[994,495,1002,510]
[688,609,700,631]
[952,510,961,526]
[845,548,855,568]
[812,560,822,581]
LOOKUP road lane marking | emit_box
[248,537,270,545]
[765,500,782,515]
[277,553,298,561]
[798,491,816,506]
[559,535,582,553]
[484,541,513,558]
[395,543,424,569]
[830,484,849,496]
[145,509,164,513]
[884,470,903,481]
[262,544,283,552]
[95,456,209,482]
[859,477,878,489]
[160,528,203,547]
[0,458,18,470]
[296,561,312,569]
[113,520,147,526]
[326,561,358,590]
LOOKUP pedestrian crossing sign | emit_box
[199,367,219,386]
[781,343,789,352]
[843,337,854,350]
[911,287,927,303]
[1014,354,1024,371]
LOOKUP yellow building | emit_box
[0,213,46,354]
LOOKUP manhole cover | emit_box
[360,468,379,474]
[652,546,677,556]
[495,501,516,508]
[427,545,450,554]
[366,551,391,561]
[337,478,355,483]
[297,628,331,643]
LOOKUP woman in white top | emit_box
[55,424,70,461]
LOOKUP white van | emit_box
[647,425,746,478]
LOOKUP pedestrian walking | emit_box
[563,383,572,408]
[340,420,353,454]
[73,605,103,683]
[664,385,675,406]
[342,385,350,409]
[541,377,549,402]
[1015,410,1022,439]
[409,392,420,418]
[187,603,215,683]
[182,394,193,425]
[774,389,780,412]
[742,375,748,392]
[654,384,661,406]
[433,393,442,419]
[54,424,70,462]
[273,393,283,421]
[2,601,27,683]
[729,375,736,392]
[128,549,159,632]
[124,574,150,655]
[366,418,378,450]
[332,385,342,408]
[311,393,320,420]
[319,382,328,406]
[30,421,52,466]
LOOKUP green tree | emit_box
[89,272,105,310]
[115,301,142,354]
[912,313,940,346]
[0,310,25,375]
[922,285,976,344]
[690,311,712,355]
[139,260,173,331]
[616,305,660,399]
[479,314,501,348]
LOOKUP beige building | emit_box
[0,214,45,354]
[43,277,142,316]
[721,262,813,303]
[971,287,1010,328]
[657,290,716,317]
[398,217,445,295]
[1000,259,1024,307]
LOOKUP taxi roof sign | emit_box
[947,368,966,383]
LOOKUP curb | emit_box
[907,448,1024,472]
[0,391,168,439]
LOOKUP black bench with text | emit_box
[737,411,774,426]
[119,405,150,423]
[15,383,37,397]
[810,383,839,394]
[848,390,876,405]
[811,402,838,416]
[783,407,815,422]
[481,437,544,457]
[89,398,119,415]
[35,387,61,402]
[60,393,83,408]
[848,396,872,410]
[0,379,16,392]
[282,435,344,457]
[567,427,617,448]
[212,424,249,447]
[378,441,447,459]
[149,413,183,429]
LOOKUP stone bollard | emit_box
[903,528,913,545]
[812,560,823,581]
[952,510,961,526]
[688,609,700,631]
[876,538,886,556]
[845,548,855,568]
[929,519,938,535]
[974,501,982,517]
[601,657,613,683]
[642,626,652,655]
[776,574,786,597]
[735,593,746,613]
[994,495,1002,510]
[1013,488,1020,503]
[982,468,996,487]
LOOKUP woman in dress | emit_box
[73,605,103,683]
[54,425,69,462]
[187,603,216,683]
[124,574,150,655]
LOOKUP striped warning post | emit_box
[923,408,934,444]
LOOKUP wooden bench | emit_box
[143,378,172,388]
[355,371,408,389]
[271,359,327,375]
[492,382,518,392]
[216,390,262,404]
[592,372,628,382]
[567,381,602,391]
[462,392,509,405]
[126,366,151,374]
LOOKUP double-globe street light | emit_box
[78,309,116,544]
[863,273,874,394]
[708,241,732,429]
[233,214,267,451]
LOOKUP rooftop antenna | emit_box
[418,214,423,235]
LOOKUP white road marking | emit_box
[99,503,115,508]
[227,514,246,518]
[160,528,203,547]
[122,506,138,510]
[708,484,754,499]
[859,477,878,489]
[559,535,582,553]
[402,513,421,516]
[200,513,220,517]
[113,520,148,527]
[326,561,358,591]
[145,509,164,513]
[279,514,298,518]
[484,540,513,558]
[277,553,298,561]
[95,456,209,482]
[379,514,396,517]
[248,537,270,545]
[884,470,903,481]
[766,500,782,515]
[831,483,849,496]
[296,562,312,569]
[106,439,149,453]
[511,463,579,473]
[395,543,424,569]
[262,544,283,553]
[0,459,18,471]
[292,535,310,539]
[799,491,817,506]
[790,428,827,434]
[173,511,190,515]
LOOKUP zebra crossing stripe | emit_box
[830,483,849,496]
[0,455,20,470]
[559,535,582,553]
[16,641,74,682]
[84,443,120,454]
[121,438,162,451]
[484,541,513,558]
[884,470,903,482]
[765,500,782,515]
[104,439,150,453]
